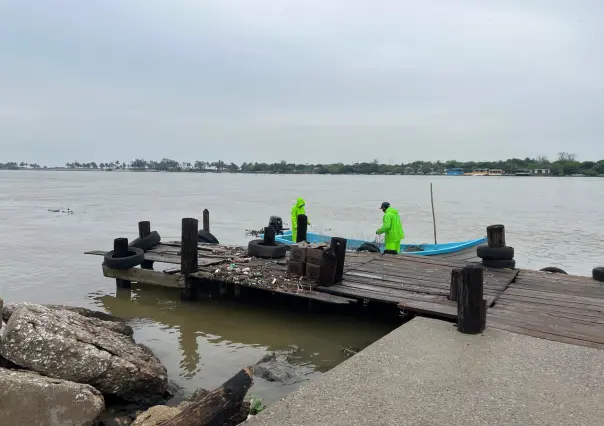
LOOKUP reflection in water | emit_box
[88,284,396,403]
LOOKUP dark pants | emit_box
[384,250,398,255]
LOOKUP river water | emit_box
[1,170,603,402]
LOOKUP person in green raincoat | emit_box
[376,201,405,254]
[291,197,310,242]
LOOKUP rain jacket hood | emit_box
[376,206,405,253]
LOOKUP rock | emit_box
[131,398,250,426]
[95,405,144,426]
[131,404,190,426]
[0,304,167,403]
[254,351,315,384]
[2,302,133,337]
[0,367,105,426]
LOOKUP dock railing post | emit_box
[330,237,347,283]
[138,220,154,270]
[113,237,131,289]
[181,218,199,301]
[263,226,276,245]
[318,250,337,286]
[449,268,462,301]
[203,209,210,232]
[296,214,308,243]
[458,264,485,334]
[487,224,506,247]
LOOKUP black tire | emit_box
[482,258,516,269]
[104,247,145,269]
[593,267,604,282]
[129,231,161,251]
[198,230,219,244]
[356,242,381,253]
[476,245,514,260]
[540,266,568,275]
[247,239,287,259]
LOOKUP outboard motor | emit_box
[268,216,284,235]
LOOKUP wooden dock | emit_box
[87,217,604,351]
[487,269,604,350]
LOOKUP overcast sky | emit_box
[1,0,602,165]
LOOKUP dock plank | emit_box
[85,249,233,267]
[320,252,518,319]
[487,270,604,350]
[102,264,185,288]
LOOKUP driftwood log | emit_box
[157,366,253,426]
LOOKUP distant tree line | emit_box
[2,152,604,176]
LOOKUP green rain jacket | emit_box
[376,207,405,253]
[291,197,310,241]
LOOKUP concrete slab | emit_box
[248,317,604,426]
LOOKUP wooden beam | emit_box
[102,264,184,288]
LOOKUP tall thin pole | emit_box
[430,182,437,244]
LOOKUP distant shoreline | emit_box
[2,154,603,176]
[2,168,602,177]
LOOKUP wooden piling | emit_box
[318,249,337,286]
[296,214,308,243]
[263,226,276,246]
[138,221,154,270]
[457,264,485,334]
[180,218,199,301]
[487,224,506,248]
[480,298,487,332]
[330,237,347,283]
[449,268,462,301]
[113,238,131,289]
[203,209,210,232]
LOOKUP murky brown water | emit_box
[1,170,603,402]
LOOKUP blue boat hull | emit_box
[258,231,487,256]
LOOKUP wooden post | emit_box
[203,209,210,232]
[449,268,462,301]
[457,264,485,334]
[263,226,276,246]
[138,221,154,270]
[330,237,347,283]
[181,218,198,301]
[296,214,308,243]
[318,249,337,286]
[113,238,131,289]
[480,299,487,332]
[487,224,506,248]
[430,182,437,244]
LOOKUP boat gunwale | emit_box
[258,231,487,256]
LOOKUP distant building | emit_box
[532,169,551,175]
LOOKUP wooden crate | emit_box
[290,245,307,263]
[287,260,305,277]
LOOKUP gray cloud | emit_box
[1,0,602,165]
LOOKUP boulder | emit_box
[0,367,105,426]
[0,303,167,403]
[254,352,315,384]
[2,302,133,337]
